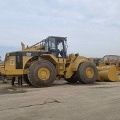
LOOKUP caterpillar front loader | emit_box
[102,55,120,71]
[1,36,98,87]
[92,55,120,82]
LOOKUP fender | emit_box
[72,57,89,71]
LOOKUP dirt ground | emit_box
[0,80,120,120]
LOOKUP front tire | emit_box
[28,60,56,87]
[75,62,98,84]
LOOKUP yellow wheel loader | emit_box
[1,36,98,87]
[103,55,120,71]
[92,55,120,82]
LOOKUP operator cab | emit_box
[41,36,67,58]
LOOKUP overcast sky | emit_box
[0,0,120,60]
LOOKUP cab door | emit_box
[57,39,67,75]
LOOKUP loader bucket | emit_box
[97,65,119,82]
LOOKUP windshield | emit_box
[49,38,56,50]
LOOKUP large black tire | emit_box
[75,62,98,84]
[23,74,32,85]
[28,60,56,87]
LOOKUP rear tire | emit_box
[75,62,98,84]
[28,60,56,87]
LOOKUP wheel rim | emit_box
[85,67,94,78]
[38,68,50,80]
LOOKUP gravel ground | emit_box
[0,80,120,120]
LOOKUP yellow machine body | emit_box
[2,52,88,78]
